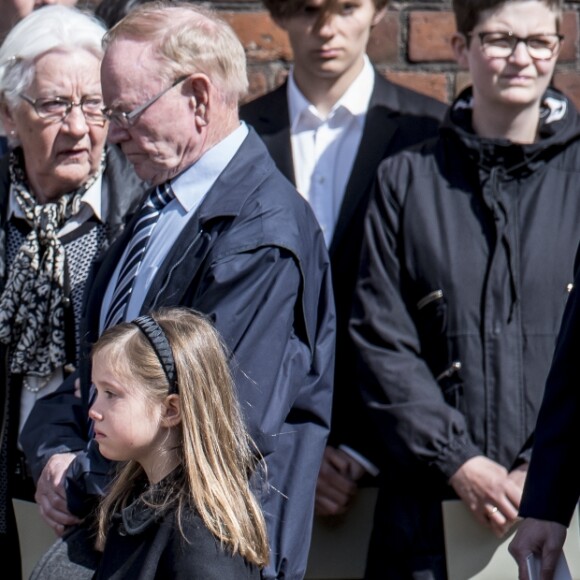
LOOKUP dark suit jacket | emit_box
[240,74,446,469]
[519,249,580,527]
[21,129,336,580]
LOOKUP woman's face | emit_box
[2,49,107,203]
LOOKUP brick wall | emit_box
[210,0,580,108]
[88,0,580,107]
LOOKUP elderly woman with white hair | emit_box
[0,5,145,577]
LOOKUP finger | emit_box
[315,494,349,517]
[323,447,351,473]
[490,496,519,523]
[316,479,355,505]
[484,504,514,537]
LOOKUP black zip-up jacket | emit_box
[351,86,580,485]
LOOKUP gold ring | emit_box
[489,506,499,515]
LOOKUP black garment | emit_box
[350,86,580,579]
[94,472,260,580]
[518,237,580,525]
[0,145,146,580]
[241,73,446,469]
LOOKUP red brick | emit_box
[275,68,289,87]
[384,71,450,104]
[559,12,578,62]
[245,69,269,103]
[222,11,293,62]
[367,12,399,65]
[409,11,456,63]
[553,70,580,110]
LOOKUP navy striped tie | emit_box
[89,182,174,437]
[103,182,174,330]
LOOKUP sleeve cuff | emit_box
[339,445,381,477]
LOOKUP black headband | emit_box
[132,315,178,394]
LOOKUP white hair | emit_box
[0,5,107,136]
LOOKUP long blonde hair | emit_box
[93,307,269,567]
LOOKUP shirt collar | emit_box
[288,55,375,131]
[170,122,249,213]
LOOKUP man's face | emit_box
[101,39,200,186]
[455,0,560,110]
[276,0,384,86]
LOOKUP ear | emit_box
[0,100,17,137]
[161,394,182,428]
[371,6,387,27]
[451,32,470,69]
[184,74,210,127]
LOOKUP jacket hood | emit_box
[442,85,580,176]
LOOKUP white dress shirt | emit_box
[288,56,374,246]
[288,58,379,476]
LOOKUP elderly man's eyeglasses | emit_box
[102,76,188,129]
[469,31,564,60]
[20,94,106,125]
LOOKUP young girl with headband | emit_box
[88,307,269,579]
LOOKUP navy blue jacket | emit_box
[21,129,336,580]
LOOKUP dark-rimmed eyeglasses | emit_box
[102,76,188,129]
[468,31,564,60]
[20,94,106,125]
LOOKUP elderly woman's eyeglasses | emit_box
[20,94,106,125]
[469,31,564,60]
[102,76,188,130]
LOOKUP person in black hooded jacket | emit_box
[349,0,580,578]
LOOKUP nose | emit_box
[61,104,90,136]
[88,399,103,422]
[315,14,336,37]
[509,40,533,65]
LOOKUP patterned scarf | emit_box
[0,149,105,377]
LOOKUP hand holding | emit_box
[315,446,366,517]
[449,455,522,537]
[508,518,566,580]
[35,452,82,536]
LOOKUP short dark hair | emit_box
[264,0,388,20]
[452,0,562,35]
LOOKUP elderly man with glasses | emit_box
[21,3,335,580]
[347,0,580,578]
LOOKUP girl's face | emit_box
[89,348,172,481]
